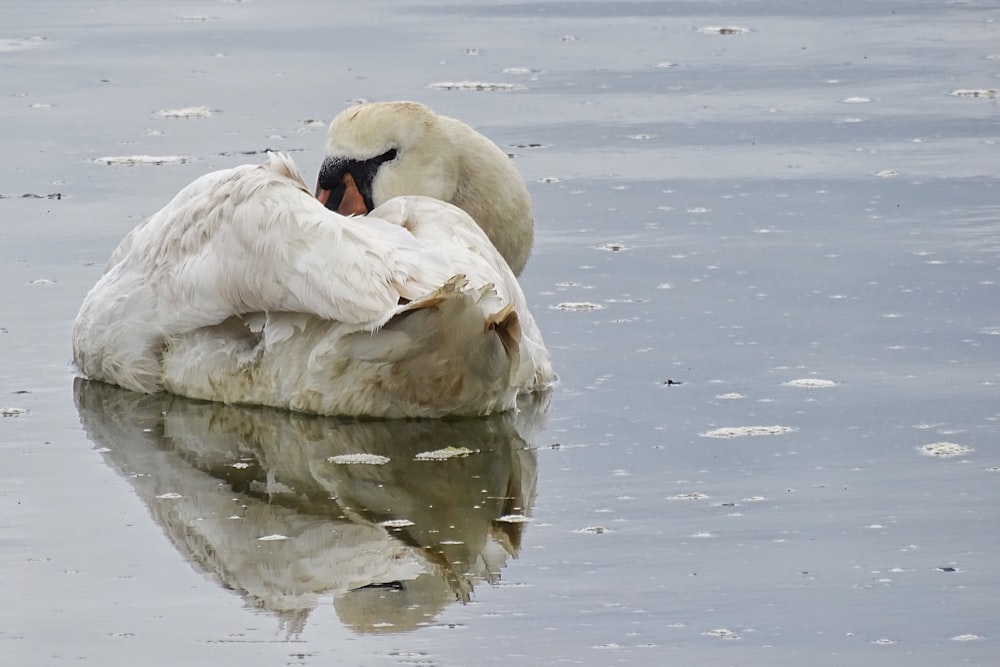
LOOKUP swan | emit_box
[72,103,553,418]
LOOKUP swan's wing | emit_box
[115,154,452,334]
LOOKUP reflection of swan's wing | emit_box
[74,380,548,630]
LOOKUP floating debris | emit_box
[427,81,524,92]
[157,106,214,118]
[415,446,474,460]
[918,442,972,458]
[496,514,532,524]
[154,492,183,500]
[97,155,192,166]
[697,26,750,35]
[380,519,415,528]
[783,378,837,388]
[257,534,288,541]
[951,89,998,99]
[702,425,796,438]
[1,407,28,417]
[655,61,679,68]
[551,301,603,312]
[328,453,391,465]
[29,279,56,285]
[951,634,981,641]
[875,169,900,178]
[596,242,628,252]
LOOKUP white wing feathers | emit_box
[118,155,452,333]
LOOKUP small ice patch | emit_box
[574,526,608,534]
[702,425,796,438]
[668,492,709,501]
[380,519,415,528]
[427,81,524,91]
[702,628,740,639]
[97,155,191,166]
[918,442,972,458]
[951,89,998,99]
[783,378,837,388]
[496,514,532,524]
[1,407,28,417]
[257,534,288,541]
[551,301,603,311]
[414,446,474,460]
[157,106,214,118]
[328,453,390,465]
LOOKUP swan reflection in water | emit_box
[74,379,548,635]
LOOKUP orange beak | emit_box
[316,172,369,217]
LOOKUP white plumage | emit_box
[73,103,553,417]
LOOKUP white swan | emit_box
[73,102,553,418]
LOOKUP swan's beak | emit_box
[316,172,369,217]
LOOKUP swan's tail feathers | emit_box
[485,302,521,361]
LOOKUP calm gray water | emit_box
[3,1,998,665]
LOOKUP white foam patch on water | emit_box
[951,634,981,641]
[380,519,414,528]
[157,106,214,118]
[97,155,192,166]
[783,378,837,388]
[427,81,524,91]
[596,242,628,252]
[551,301,604,311]
[257,534,288,541]
[414,446,474,460]
[496,514,532,524]
[328,453,390,465]
[918,442,972,458]
[155,492,183,500]
[702,425,796,438]
[716,392,745,399]
[841,96,872,103]
[1,407,28,417]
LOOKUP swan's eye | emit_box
[376,148,398,164]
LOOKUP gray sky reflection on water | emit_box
[2,0,998,665]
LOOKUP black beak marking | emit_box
[317,148,398,214]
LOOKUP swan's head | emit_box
[316,101,534,275]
